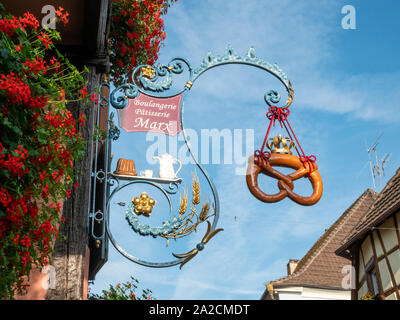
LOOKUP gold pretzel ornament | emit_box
[246,153,323,206]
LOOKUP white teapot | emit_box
[153,153,182,180]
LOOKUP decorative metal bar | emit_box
[88,82,110,255]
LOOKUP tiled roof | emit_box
[269,189,377,289]
[337,167,400,254]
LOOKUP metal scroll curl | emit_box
[138,58,192,92]
[110,45,293,109]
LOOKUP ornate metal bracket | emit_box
[93,46,293,269]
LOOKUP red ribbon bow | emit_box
[266,106,290,127]
[299,155,317,174]
[254,149,271,162]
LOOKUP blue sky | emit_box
[90,0,400,299]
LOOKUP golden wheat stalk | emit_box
[192,175,200,205]
[179,189,188,215]
[199,202,210,222]
[161,173,216,245]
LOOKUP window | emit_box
[365,259,380,296]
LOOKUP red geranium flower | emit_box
[22,57,47,75]
[38,31,52,49]
[20,12,39,30]
[80,86,89,98]
[78,113,87,126]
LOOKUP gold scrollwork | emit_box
[285,80,294,108]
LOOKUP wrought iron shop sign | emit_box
[89,45,323,271]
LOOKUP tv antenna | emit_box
[381,153,391,176]
[366,133,390,190]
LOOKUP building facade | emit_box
[262,189,377,300]
[336,168,400,300]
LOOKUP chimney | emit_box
[287,259,299,275]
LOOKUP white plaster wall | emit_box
[380,218,397,251]
[373,230,384,257]
[387,249,400,285]
[276,287,351,300]
[361,235,374,263]
[385,292,398,300]
[378,259,394,291]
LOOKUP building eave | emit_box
[336,201,400,257]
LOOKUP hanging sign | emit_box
[117,92,182,136]
[104,46,322,271]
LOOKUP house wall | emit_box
[356,211,400,299]
[275,286,351,300]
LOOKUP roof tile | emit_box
[339,167,400,250]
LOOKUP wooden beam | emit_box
[46,68,100,299]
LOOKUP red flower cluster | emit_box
[20,12,40,30]
[0,72,48,110]
[79,113,87,126]
[0,11,39,37]
[22,57,47,75]
[0,73,32,105]
[0,9,88,299]
[50,57,61,73]
[0,186,11,208]
[38,31,52,49]
[55,6,70,26]
[110,0,178,83]
[0,15,24,37]
[80,86,89,98]
[90,93,99,104]
[0,144,29,178]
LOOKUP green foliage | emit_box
[89,276,155,300]
[360,291,376,300]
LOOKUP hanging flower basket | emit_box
[109,0,178,84]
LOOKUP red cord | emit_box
[256,105,317,175]
[266,106,290,127]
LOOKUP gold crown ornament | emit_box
[267,134,295,154]
[132,192,156,216]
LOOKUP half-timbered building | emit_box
[336,168,400,300]
[262,189,377,300]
